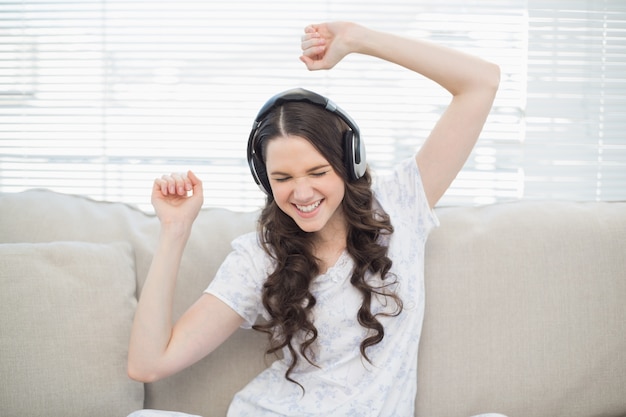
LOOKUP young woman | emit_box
[128,21,501,416]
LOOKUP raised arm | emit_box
[127,171,244,383]
[300,22,500,208]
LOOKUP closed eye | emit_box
[270,166,331,182]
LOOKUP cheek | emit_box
[334,188,346,206]
[328,178,346,202]
[270,183,291,206]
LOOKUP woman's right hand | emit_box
[151,170,204,227]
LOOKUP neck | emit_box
[313,221,347,249]
[312,222,348,273]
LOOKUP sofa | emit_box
[1,189,625,417]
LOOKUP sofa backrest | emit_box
[419,201,626,417]
[1,190,625,417]
[0,189,263,417]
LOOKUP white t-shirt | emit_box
[205,158,439,417]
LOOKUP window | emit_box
[524,1,626,201]
[1,0,624,212]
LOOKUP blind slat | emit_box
[1,0,625,211]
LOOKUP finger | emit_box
[301,41,326,59]
[187,170,201,186]
[187,170,204,198]
[160,174,176,195]
[299,53,327,71]
[153,176,172,197]
[153,177,165,195]
[170,172,189,196]
[158,173,183,195]
[299,55,314,70]
[300,37,325,53]
[300,32,317,42]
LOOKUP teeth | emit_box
[296,200,321,213]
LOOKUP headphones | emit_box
[247,88,366,195]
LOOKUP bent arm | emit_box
[129,284,244,382]
[127,172,244,383]
[301,22,500,208]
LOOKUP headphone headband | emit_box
[247,88,366,195]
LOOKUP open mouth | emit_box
[295,199,322,213]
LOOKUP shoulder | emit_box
[215,231,273,279]
[231,231,263,253]
[206,231,271,328]
[372,158,427,211]
[372,158,439,234]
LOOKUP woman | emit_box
[128,21,501,416]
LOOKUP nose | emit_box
[292,177,314,202]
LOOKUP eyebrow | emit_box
[269,164,331,176]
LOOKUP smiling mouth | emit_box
[295,200,322,213]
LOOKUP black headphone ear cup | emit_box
[343,130,366,181]
[354,134,366,179]
[342,130,357,181]
[251,154,271,195]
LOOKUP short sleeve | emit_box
[204,232,271,329]
[373,158,439,240]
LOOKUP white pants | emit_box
[127,411,201,417]
[128,410,507,417]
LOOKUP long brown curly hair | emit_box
[250,101,402,389]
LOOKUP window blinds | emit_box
[1,0,624,212]
[524,0,626,201]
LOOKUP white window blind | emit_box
[524,0,626,201]
[1,0,624,212]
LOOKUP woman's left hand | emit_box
[300,22,357,71]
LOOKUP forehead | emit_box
[265,135,329,169]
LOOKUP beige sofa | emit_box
[1,189,625,417]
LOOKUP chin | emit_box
[293,220,323,234]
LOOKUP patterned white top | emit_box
[205,158,439,417]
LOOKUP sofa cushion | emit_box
[417,201,626,417]
[0,189,265,417]
[0,241,143,417]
